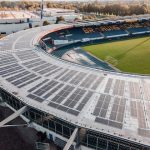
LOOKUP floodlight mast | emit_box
[41,0,44,26]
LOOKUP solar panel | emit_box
[63,88,86,108]
[28,79,49,92]
[109,97,126,124]
[18,76,41,88]
[38,65,57,75]
[60,70,78,82]
[27,94,44,102]
[104,78,113,93]
[113,79,125,96]
[54,69,69,80]
[80,74,97,88]
[43,83,64,99]
[45,68,62,77]
[12,74,37,86]
[50,85,75,103]
[93,94,111,118]
[22,58,41,66]
[76,91,93,111]
[6,71,30,82]
[129,82,141,99]
[70,72,86,85]
[34,80,59,96]
[91,77,104,90]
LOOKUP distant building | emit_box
[0,9,82,35]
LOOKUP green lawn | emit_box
[83,36,150,74]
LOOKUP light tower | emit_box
[40,0,44,26]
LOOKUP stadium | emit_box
[0,14,150,150]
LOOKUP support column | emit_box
[63,127,78,150]
[0,106,27,127]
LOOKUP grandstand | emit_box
[41,16,150,71]
[0,15,150,150]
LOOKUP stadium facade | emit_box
[0,15,150,150]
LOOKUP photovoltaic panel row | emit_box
[50,85,75,104]
[27,61,48,69]
[63,88,86,108]
[12,73,37,87]
[32,62,50,72]
[69,72,86,85]
[137,102,146,129]
[60,70,78,82]
[137,101,150,138]
[22,58,41,66]
[113,79,125,96]
[76,91,93,111]
[0,55,17,66]
[54,69,69,80]
[138,128,150,138]
[27,94,45,103]
[93,94,111,118]
[143,83,150,101]
[33,80,59,96]
[15,50,39,61]
[95,117,123,129]
[0,63,18,71]
[146,102,150,119]
[104,78,113,93]
[38,65,58,75]
[109,97,126,123]
[48,102,79,116]
[129,82,141,99]
[2,68,25,78]
[91,76,104,90]
[18,76,41,88]
[45,67,62,77]
[0,64,24,76]
[6,71,30,82]
[80,74,97,88]
[130,101,138,117]
[43,83,64,99]
[28,79,49,92]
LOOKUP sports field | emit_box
[83,36,150,74]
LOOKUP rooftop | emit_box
[0,23,150,147]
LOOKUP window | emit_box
[88,135,97,149]
[63,126,70,138]
[108,141,118,150]
[48,120,55,132]
[97,138,107,149]
[56,123,62,134]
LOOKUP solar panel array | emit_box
[0,24,150,143]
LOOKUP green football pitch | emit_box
[83,36,150,74]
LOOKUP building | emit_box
[0,16,150,150]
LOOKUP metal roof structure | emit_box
[0,23,150,147]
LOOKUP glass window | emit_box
[87,135,97,149]
[56,123,62,135]
[48,120,55,132]
[108,141,118,150]
[43,120,48,128]
[97,138,107,149]
[29,111,35,120]
[63,126,70,138]
[119,145,130,150]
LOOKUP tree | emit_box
[55,16,65,24]
[43,20,50,26]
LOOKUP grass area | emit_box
[83,36,150,74]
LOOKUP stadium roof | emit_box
[0,23,150,147]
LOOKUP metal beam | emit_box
[0,106,27,127]
[63,128,78,150]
